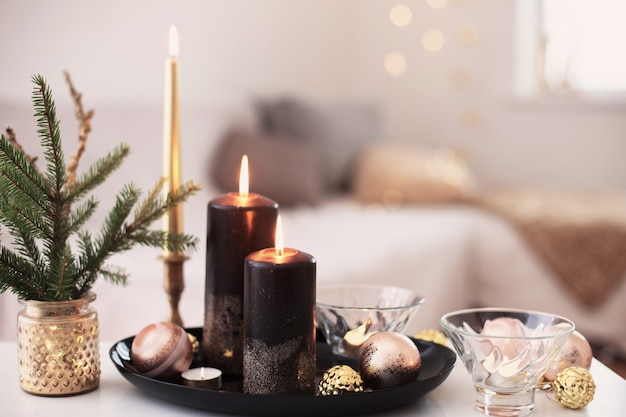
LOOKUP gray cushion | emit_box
[256,98,380,192]
[211,128,322,207]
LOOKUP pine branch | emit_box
[64,143,130,205]
[129,180,201,234]
[4,126,39,167]
[73,183,141,295]
[0,74,200,301]
[0,183,49,240]
[98,264,129,286]
[63,70,94,186]
[32,75,66,195]
[66,196,98,236]
[0,133,52,227]
[47,245,76,300]
[131,229,198,253]
[32,75,72,292]
[0,246,47,300]
[0,192,47,272]
[132,177,166,225]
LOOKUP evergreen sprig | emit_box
[0,74,200,301]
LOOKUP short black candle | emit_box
[203,192,278,375]
[243,247,316,395]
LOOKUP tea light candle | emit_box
[181,367,222,389]
[243,216,316,395]
[203,155,278,375]
[341,317,373,357]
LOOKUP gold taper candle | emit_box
[163,24,183,242]
[162,24,186,326]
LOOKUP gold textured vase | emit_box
[17,292,100,396]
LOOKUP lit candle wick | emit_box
[239,154,249,197]
[275,215,284,257]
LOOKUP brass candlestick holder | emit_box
[162,252,188,326]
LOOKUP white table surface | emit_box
[1,341,624,417]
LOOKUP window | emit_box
[517,0,626,95]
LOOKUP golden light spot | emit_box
[384,52,407,76]
[223,349,234,358]
[457,25,478,46]
[426,0,447,9]
[423,30,445,53]
[389,4,412,27]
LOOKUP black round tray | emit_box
[109,327,456,416]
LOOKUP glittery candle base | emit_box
[203,294,243,375]
[243,337,315,395]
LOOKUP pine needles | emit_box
[0,74,200,301]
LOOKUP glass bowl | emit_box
[440,308,575,417]
[316,284,425,358]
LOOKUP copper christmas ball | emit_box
[318,365,364,396]
[543,330,592,382]
[131,322,193,381]
[358,331,421,389]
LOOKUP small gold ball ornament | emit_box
[552,366,596,409]
[414,329,448,346]
[187,333,200,355]
[318,365,364,396]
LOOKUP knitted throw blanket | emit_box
[476,188,626,309]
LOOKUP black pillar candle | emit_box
[243,247,316,395]
[203,192,278,375]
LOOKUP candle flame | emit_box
[239,155,249,197]
[169,25,179,57]
[275,215,284,256]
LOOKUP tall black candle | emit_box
[203,157,278,375]
[243,230,316,395]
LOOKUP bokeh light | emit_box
[457,25,478,46]
[423,30,446,52]
[384,52,407,76]
[426,0,447,9]
[389,4,413,27]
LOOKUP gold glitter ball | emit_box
[414,329,448,346]
[552,367,596,409]
[187,333,200,355]
[318,365,364,396]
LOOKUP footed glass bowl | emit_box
[316,284,424,358]
[440,308,575,417]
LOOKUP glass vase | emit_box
[17,292,100,396]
